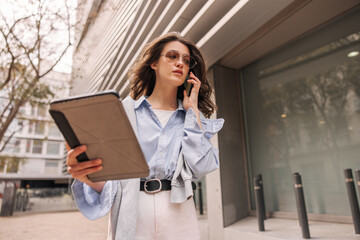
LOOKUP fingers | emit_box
[65,144,103,183]
[70,166,102,179]
[67,160,103,178]
[188,72,201,91]
[67,145,87,166]
[68,158,102,172]
[183,72,201,112]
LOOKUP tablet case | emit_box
[49,90,149,182]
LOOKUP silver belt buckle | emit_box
[144,179,162,194]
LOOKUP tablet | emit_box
[49,90,149,182]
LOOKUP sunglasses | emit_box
[160,50,197,68]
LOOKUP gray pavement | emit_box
[0,211,108,240]
[224,217,360,240]
[1,211,360,240]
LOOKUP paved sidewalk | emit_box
[0,211,108,240]
[1,211,360,240]
[224,217,360,240]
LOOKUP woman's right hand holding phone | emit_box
[66,143,106,193]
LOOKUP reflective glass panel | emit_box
[243,12,360,216]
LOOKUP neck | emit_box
[147,84,178,111]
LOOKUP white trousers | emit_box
[134,191,201,240]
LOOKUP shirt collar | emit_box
[134,95,149,109]
[134,95,185,112]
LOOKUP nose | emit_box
[175,59,184,68]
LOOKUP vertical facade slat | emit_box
[71,0,240,96]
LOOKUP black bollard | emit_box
[254,177,265,231]
[344,169,360,234]
[0,181,17,216]
[294,173,302,227]
[258,174,266,220]
[293,173,311,239]
[198,182,204,215]
[356,170,360,200]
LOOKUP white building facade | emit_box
[0,70,70,178]
[0,69,72,213]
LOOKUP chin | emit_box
[169,77,185,86]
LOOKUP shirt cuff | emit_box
[72,180,111,206]
[184,108,224,138]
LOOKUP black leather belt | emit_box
[140,179,197,194]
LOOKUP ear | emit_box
[150,62,158,71]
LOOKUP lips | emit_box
[173,69,183,75]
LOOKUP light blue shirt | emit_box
[72,95,224,220]
[135,95,223,180]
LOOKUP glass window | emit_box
[2,138,21,153]
[243,11,360,216]
[18,105,26,115]
[45,161,58,167]
[48,122,61,137]
[35,121,45,135]
[46,141,61,155]
[32,140,43,154]
[5,157,21,173]
[44,160,59,174]
[17,120,24,134]
[30,105,36,116]
[0,157,21,173]
[37,105,47,117]
[0,159,5,173]
[13,139,21,153]
[28,121,34,134]
[26,139,31,153]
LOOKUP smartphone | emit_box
[183,73,193,96]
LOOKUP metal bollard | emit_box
[355,170,360,200]
[254,177,265,231]
[344,169,360,234]
[0,181,17,216]
[198,182,204,215]
[293,172,311,239]
[293,173,302,227]
[258,174,266,220]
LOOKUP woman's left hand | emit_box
[183,72,203,129]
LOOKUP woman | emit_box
[67,32,224,240]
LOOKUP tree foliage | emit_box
[0,0,76,151]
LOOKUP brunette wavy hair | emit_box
[128,32,217,118]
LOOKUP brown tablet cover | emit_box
[49,91,149,182]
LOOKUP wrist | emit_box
[189,108,202,130]
[187,106,199,115]
[86,180,106,194]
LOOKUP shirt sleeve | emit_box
[182,108,224,179]
[72,179,118,220]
